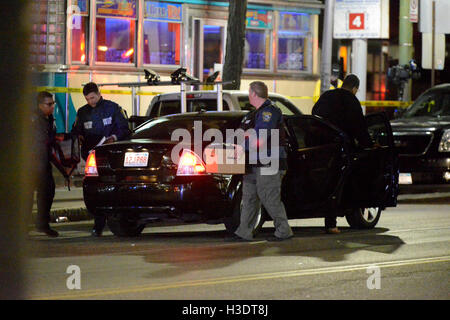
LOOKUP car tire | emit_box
[345,207,382,229]
[107,213,145,237]
[224,188,266,235]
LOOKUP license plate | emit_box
[124,152,149,167]
[399,173,413,184]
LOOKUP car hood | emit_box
[390,116,450,132]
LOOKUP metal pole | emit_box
[431,0,436,87]
[320,0,334,95]
[216,83,223,111]
[131,86,139,116]
[65,72,69,133]
[351,39,368,114]
[180,82,187,113]
[399,0,413,101]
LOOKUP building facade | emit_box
[30,0,323,132]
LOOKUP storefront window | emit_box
[71,16,88,63]
[244,10,272,70]
[143,21,181,65]
[95,0,136,64]
[143,1,182,66]
[244,29,270,69]
[96,18,135,63]
[277,12,310,71]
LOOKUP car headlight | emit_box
[438,129,450,152]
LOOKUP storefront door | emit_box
[193,19,227,82]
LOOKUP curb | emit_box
[32,207,93,223]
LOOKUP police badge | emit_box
[262,112,272,122]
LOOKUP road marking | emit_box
[32,255,450,300]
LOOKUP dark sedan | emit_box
[83,111,398,237]
[391,83,450,187]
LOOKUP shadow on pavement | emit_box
[28,223,404,280]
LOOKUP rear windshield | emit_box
[150,99,230,117]
[132,116,243,140]
[402,90,450,118]
[238,97,299,115]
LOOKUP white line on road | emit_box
[32,255,450,300]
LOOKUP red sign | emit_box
[349,13,365,30]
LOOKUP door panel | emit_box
[283,116,349,217]
[341,112,398,208]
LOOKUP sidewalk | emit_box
[32,186,91,222]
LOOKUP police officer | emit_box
[232,81,294,242]
[71,82,131,236]
[312,74,373,234]
[29,91,68,237]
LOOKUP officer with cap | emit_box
[71,82,131,236]
[231,81,294,242]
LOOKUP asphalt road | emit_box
[25,201,449,302]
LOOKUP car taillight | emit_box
[176,149,206,176]
[85,151,98,176]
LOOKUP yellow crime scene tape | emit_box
[36,86,162,96]
[285,96,411,108]
[36,87,411,108]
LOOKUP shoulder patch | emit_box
[262,111,272,122]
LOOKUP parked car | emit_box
[391,83,450,186]
[83,111,398,237]
[146,90,301,116]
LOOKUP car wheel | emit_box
[224,188,266,235]
[107,213,145,237]
[345,207,382,229]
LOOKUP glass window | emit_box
[95,0,136,64]
[277,12,310,72]
[287,117,340,149]
[237,97,300,115]
[403,91,450,118]
[143,1,182,66]
[244,29,270,69]
[96,18,136,63]
[203,25,224,79]
[154,99,230,117]
[244,10,272,70]
[71,15,88,63]
[143,21,181,65]
[133,117,241,140]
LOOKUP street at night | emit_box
[26,200,449,300]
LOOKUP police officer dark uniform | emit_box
[29,91,68,237]
[312,74,373,234]
[71,82,131,236]
[232,81,293,242]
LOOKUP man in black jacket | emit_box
[71,82,131,236]
[29,91,68,237]
[312,74,373,234]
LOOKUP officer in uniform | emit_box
[71,82,131,236]
[232,81,294,242]
[312,74,373,234]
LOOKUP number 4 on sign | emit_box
[349,13,365,30]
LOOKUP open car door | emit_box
[340,112,399,210]
[282,115,351,218]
